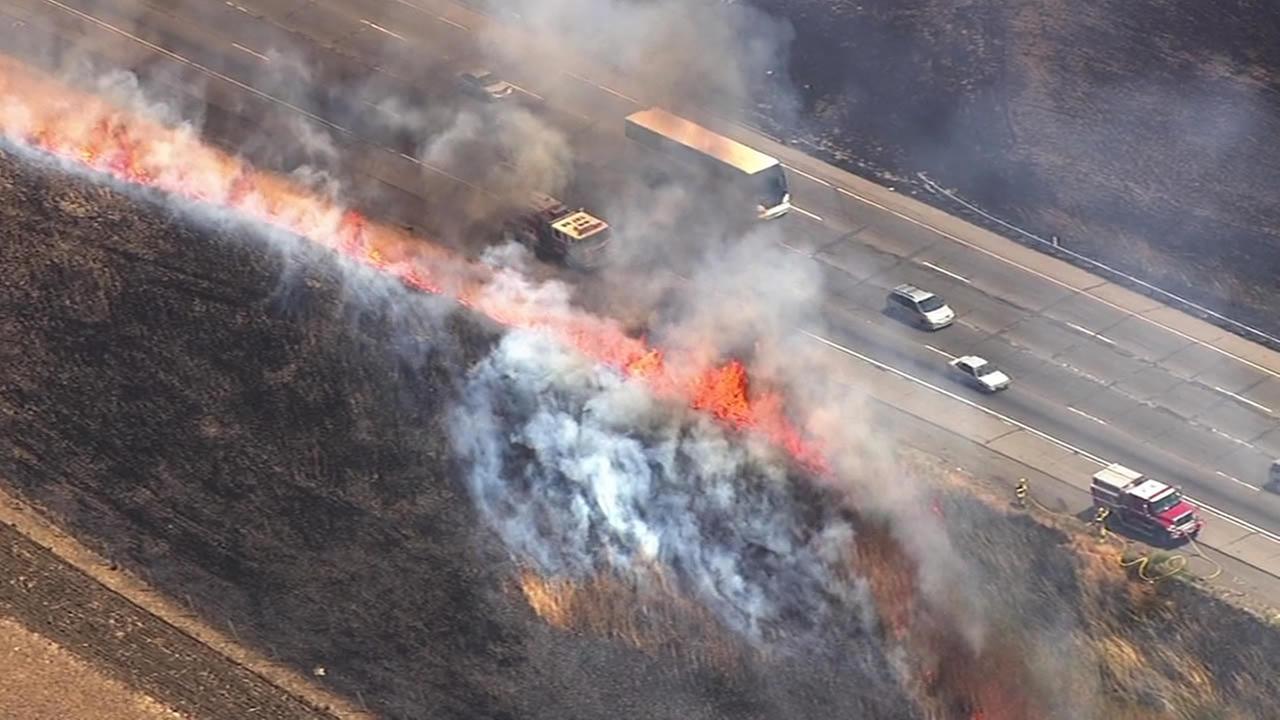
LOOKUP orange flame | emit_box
[0,54,829,475]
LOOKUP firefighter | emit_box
[1094,505,1110,539]
[1014,478,1029,508]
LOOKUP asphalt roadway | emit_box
[5,0,1280,602]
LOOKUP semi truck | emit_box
[501,192,611,270]
[1090,463,1204,543]
[623,107,791,221]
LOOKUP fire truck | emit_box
[501,193,611,270]
[1090,463,1204,543]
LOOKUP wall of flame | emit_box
[0,53,827,475]
[0,51,1062,719]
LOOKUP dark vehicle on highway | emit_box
[458,69,514,101]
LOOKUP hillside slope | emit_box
[2,144,1280,719]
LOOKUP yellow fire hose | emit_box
[1016,479,1223,584]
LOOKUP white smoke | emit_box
[449,329,878,647]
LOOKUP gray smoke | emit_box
[449,329,878,649]
[478,0,796,120]
[7,0,1007,679]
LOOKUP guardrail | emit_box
[915,172,1280,353]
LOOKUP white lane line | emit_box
[782,164,832,188]
[230,42,269,62]
[361,19,405,40]
[919,260,970,284]
[778,240,808,256]
[806,330,1103,462]
[1065,321,1117,346]
[436,15,469,31]
[1217,471,1260,492]
[224,1,251,14]
[804,330,1280,545]
[1208,428,1256,449]
[1192,501,1280,542]
[507,83,543,101]
[595,83,638,104]
[1212,386,1274,415]
[562,71,638,103]
[923,344,955,359]
[1066,406,1108,426]
[831,185,1280,383]
[790,205,823,223]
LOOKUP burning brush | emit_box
[0,53,827,476]
[0,52,1055,718]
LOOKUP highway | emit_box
[5,0,1280,589]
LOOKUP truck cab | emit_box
[502,192,611,270]
[1090,463,1203,543]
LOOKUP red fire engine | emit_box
[1090,463,1204,543]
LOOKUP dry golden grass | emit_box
[0,617,185,720]
[516,568,753,672]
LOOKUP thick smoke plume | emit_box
[0,0,1094,712]
[450,329,878,652]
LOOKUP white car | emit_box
[886,284,955,330]
[949,355,1011,392]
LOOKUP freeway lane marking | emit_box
[919,260,970,284]
[1066,321,1116,346]
[1067,406,1108,426]
[831,185,1280,385]
[782,164,832,188]
[1192,501,1280,543]
[361,19,406,40]
[790,205,823,223]
[1208,428,1256,450]
[803,330,1280,547]
[436,15,469,31]
[923,344,954,360]
[230,42,269,62]
[562,71,638,104]
[804,330,1104,463]
[594,83,637,104]
[1213,385,1274,415]
[1217,471,1260,492]
[507,83,543,101]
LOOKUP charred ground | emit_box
[751,0,1280,338]
[4,144,1280,718]
[0,148,922,720]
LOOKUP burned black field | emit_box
[0,148,927,719]
[5,143,1280,719]
[752,0,1280,339]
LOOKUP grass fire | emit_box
[1,40,1280,720]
